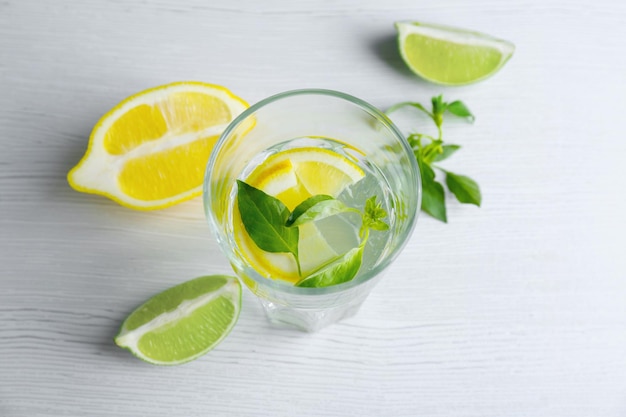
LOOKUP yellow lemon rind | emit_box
[67,81,248,210]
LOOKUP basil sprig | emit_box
[387,94,482,222]
[236,182,389,288]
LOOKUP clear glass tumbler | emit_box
[204,89,420,332]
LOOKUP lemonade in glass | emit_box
[204,90,420,331]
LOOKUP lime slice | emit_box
[115,275,241,365]
[396,21,515,85]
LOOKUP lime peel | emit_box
[396,21,515,85]
[115,275,242,366]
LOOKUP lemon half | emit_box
[68,81,248,210]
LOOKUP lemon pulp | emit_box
[68,81,248,210]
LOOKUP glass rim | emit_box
[204,88,421,296]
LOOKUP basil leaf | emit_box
[445,172,482,207]
[431,95,446,127]
[431,94,446,114]
[296,245,364,288]
[419,160,447,222]
[368,220,389,231]
[433,144,461,162]
[407,134,421,150]
[287,195,353,227]
[446,101,475,122]
[362,195,389,233]
[236,180,299,260]
[365,196,387,222]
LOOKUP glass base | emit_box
[259,298,365,332]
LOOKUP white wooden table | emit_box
[2,1,625,416]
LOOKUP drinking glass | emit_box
[204,89,420,332]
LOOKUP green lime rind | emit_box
[114,275,242,366]
[395,21,515,86]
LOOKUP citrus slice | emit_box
[68,81,248,210]
[234,146,366,283]
[395,21,515,85]
[251,147,366,205]
[115,275,241,365]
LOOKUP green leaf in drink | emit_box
[236,180,301,274]
[361,195,390,234]
[295,245,364,288]
[295,195,388,288]
[364,195,387,221]
[445,171,482,207]
[237,179,389,288]
[286,195,356,227]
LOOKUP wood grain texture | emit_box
[2,0,626,416]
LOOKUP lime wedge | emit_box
[395,21,515,85]
[115,275,241,365]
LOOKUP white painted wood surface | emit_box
[1,0,625,415]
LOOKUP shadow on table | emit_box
[368,34,430,86]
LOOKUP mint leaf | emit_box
[236,180,300,271]
[286,195,354,227]
[361,195,389,235]
[296,245,364,288]
[445,172,482,207]
[419,160,447,222]
[433,144,461,162]
[364,196,387,222]
[446,101,474,122]
[367,220,390,232]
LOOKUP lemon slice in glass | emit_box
[234,147,366,283]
